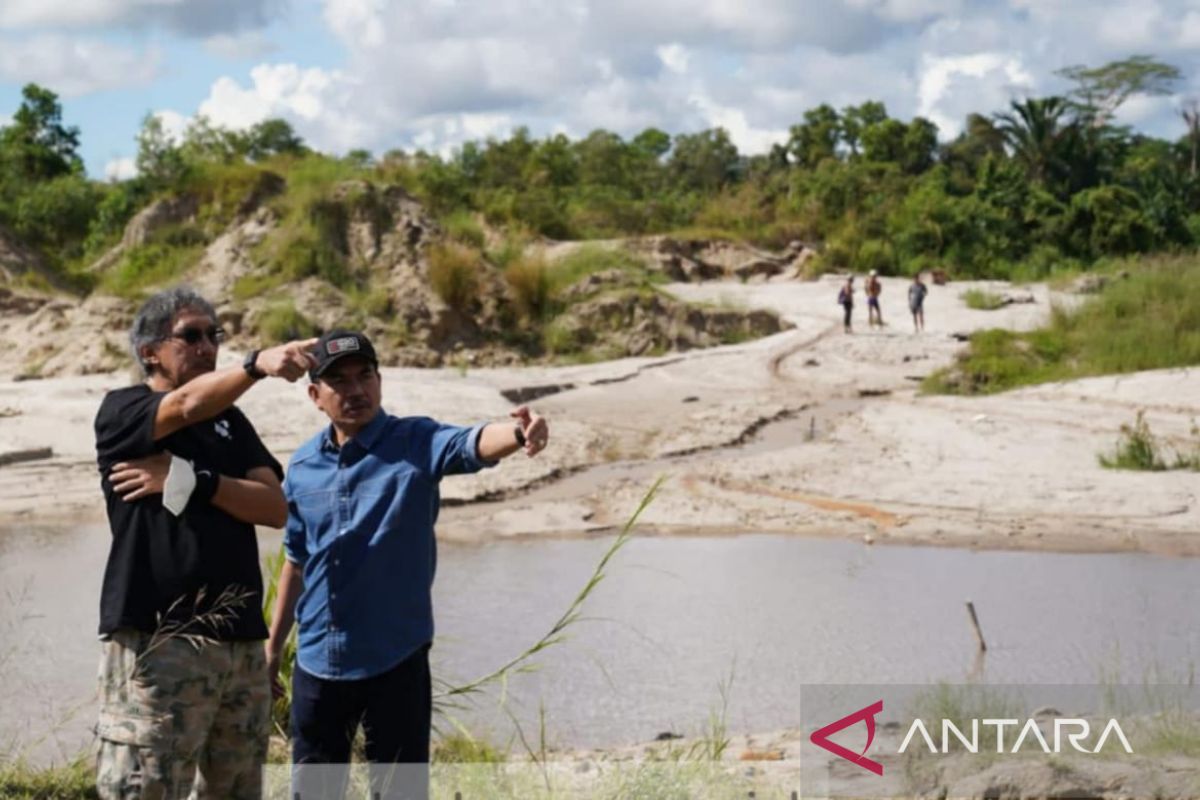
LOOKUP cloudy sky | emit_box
[2,0,1200,179]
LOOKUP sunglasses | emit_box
[169,326,226,346]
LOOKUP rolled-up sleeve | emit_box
[429,421,497,479]
[282,475,308,565]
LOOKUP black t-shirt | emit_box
[94,384,282,641]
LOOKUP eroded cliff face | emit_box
[0,180,794,379]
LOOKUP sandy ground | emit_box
[1,274,1198,555]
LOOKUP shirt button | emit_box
[330,592,337,600]
[334,559,340,566]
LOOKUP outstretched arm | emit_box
[477,405,549,461]
[153,339,319,440]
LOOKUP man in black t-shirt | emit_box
[92,285,317,800]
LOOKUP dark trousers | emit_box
[291,646,431,800]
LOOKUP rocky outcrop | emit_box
[637,236,817,282]
[122,195,200,250]
[553,289,788,357]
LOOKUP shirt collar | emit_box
[321,409,388,454]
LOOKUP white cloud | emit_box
[152,110,190,142]
[917,52,1035,136]
[0,35,160,96]
[1179,11,1200,48]
[657,43,690,75]
[688,93,787,153]
[0,0,285,36]
[1095,1,1166,49]
[104,156,137,181]
[185,0,1200,160]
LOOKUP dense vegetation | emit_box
[925,255,1200,394]
[2,55,1198,298]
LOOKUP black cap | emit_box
[309,330,378,380]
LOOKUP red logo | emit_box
[327,336,359,355]
[810,700,884,776]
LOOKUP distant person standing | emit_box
[908,273,928,333]
[837,276,855,333]
[865,270,884,328]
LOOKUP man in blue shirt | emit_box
[265,329,549,797]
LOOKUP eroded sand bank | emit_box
[1,275,1197,555]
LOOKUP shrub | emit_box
[256,300,316,343]
[551,244,652,291]
[100,240,203,298]
[504,253,552,322]
[427,242,482,312]
[1098,411,1167,471]
[927,255,1200,395]
[961,289,1007,310]
[442,209,486,249]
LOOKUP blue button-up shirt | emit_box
[282,410,494,680]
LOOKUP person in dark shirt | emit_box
[92,285,317,800]
[908,272,928,333]
[265,330,550,799]
[838,276,855,333]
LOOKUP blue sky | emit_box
[2,0,1199,179]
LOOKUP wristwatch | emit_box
[513,424,526,447]
[243,349,266,380]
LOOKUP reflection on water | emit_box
[1,523,1197,763]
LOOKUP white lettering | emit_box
[898,719,938,753]
[898,717,1133,756]
[1053,719,1091,753]
[982,719,1018,752]
[1093,719,1134,754]
[942,719,979,753]
[1012,719,1051,753]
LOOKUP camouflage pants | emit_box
[95,629,270,800]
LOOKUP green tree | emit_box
[669,128,740,193]
[574,130,626,188]
[0,84,82,181]
[135,113,188,188]
[901,117,939,175]
[788,104,841,168]
[180,115,244,164]
[631,127,671,159]
[528,133,578,188]
[245,118,307,160]
[1057,55,1181,127]
[840,101,888,158]
[993,97,1076,187]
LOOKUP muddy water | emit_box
[1,524,1196,763]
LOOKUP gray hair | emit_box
[130,286,217,375]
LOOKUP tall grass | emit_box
[0,757,97,800]
[961,288,1007,310]
[427,243,482,312]
[550,245,656,292]
[503,253,553,322]
[927,256,1200,395]
[99,241,204,299]
[1099,412,1200,471]
[442,210,486,249]
[255,300,317,343]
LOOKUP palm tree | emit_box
[993,97,1076,186]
